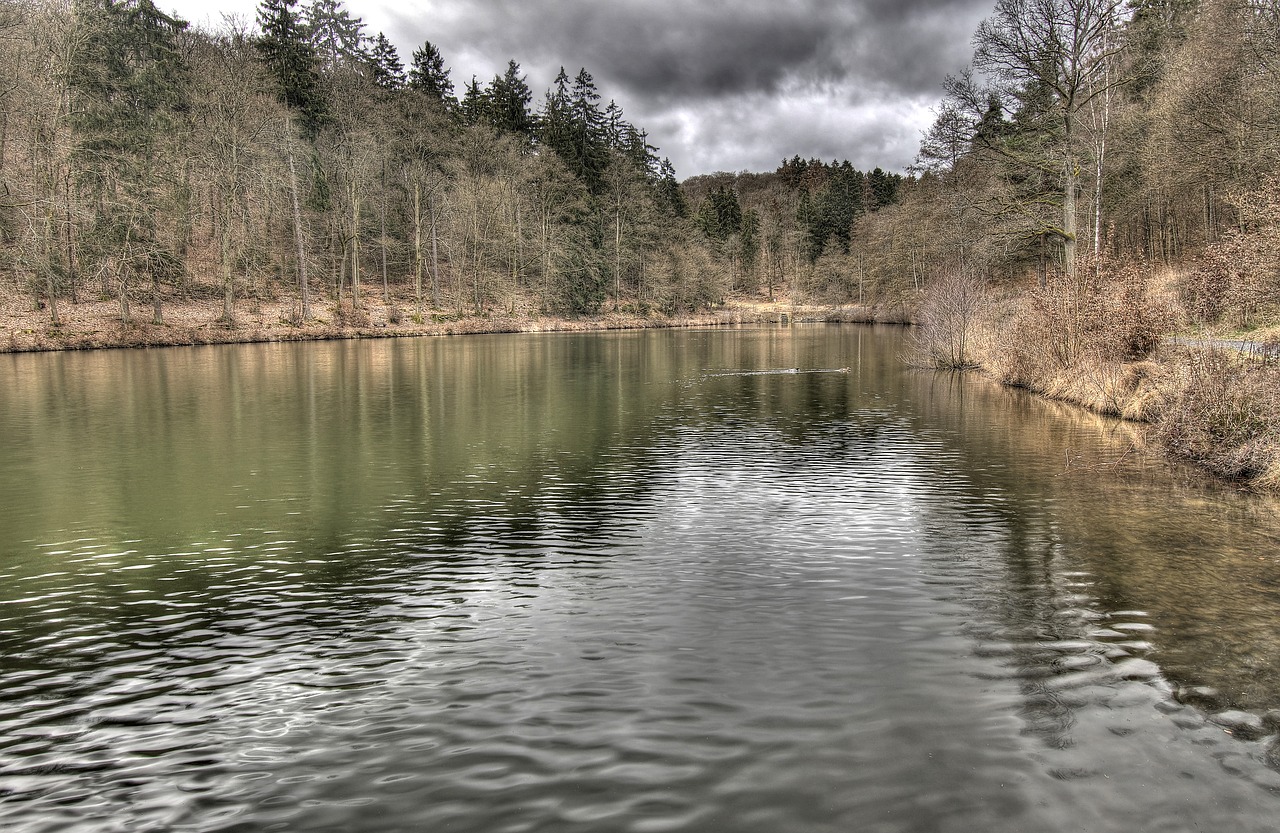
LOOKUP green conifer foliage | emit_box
[256,0,326,136]
[408,40,455,108]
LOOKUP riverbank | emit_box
[915,272,1280,492]
[0,293,907,354]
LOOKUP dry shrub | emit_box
[993,256,1173,381]
[980,254,1175,416]
[1182,175,1280,328]
[913,267,984,368]
[335,302,370,327]
[1153,348,1280,485]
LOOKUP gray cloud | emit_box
[387,0,989,100]
[170,0,995,176]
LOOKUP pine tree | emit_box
[806,161,863,259]
[484,60,535,137]
[256,0,326,136]
[538,67,574,159]
[459,75,487,126]
[656,158,686,217]
[867,167,899,209]
[302,0,367,71]
[408,39,455,108]
[367,32,403,90]
[568,68,608,188]
[695,186,742,240]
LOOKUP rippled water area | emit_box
[5,326,1280,832]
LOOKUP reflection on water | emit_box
[1,326,1279,832]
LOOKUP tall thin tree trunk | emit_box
[152,271,163,325]
[380,181,388,305]
[220,205,235,324]
[413,182,423,314]
[1064,162,1078,281]
[64,166,78,303]
[119,226,132,325]
[287,126,309,322]
[43,208,59,326]
[351,185,361,306]
[429,189,440,308]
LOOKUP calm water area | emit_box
[3,324,1280,832]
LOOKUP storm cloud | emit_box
[172,0,996,176]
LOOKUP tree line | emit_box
[7,0,1270,337]
[0,0,732,329]
[685,0,1280,333]
[874,0,1280,327]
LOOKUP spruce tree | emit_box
[367,32,404,90]
[303,0,368,71]
[485,60,535,137]
[408,40,455,108]
[256,0,326,136]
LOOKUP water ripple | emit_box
[2,329,1280,831]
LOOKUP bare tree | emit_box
[974,0,1127,278]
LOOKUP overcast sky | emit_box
[168,0,994,179]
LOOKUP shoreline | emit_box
[9,291,1280,494]
[1,296,909,355]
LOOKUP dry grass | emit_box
[1151,347,1280,487]
[0,287,900,355]
[947,257,1280,489]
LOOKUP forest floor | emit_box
[0,290,901,354]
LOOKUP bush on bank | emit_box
[914,253,1280,490]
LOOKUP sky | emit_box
[167,0,996,179]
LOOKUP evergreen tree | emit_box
[459,75,487,125]
[539,67,574,159]
[367,32,403,90]
[302,0,367,71]
[656,158,687,218]
[867,167,899,208]
[603,99,625,147]
[807,162,863,259]
[256,0,326,136]
[695,186,742,240]
[620,123,659,178]
[569,68,608,188]
[484,60,535,137]
[69,0,190,322]
[408,39,455,108]
[537,66,610,189]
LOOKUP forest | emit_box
[0,0,908,331]
[887,0,1280,486]
[1,0,1278,328]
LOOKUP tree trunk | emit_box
[152,271,163,325]
[1064,158,1078,281]
[413,182,423,314]
[63,166,78,303]
[429,189,441,308]
[351,186,361,305]
[43,209,59,326]
[380,190,388,305]
[287,130,309,322]
[220,209,235,325]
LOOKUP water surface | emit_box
[2,325,1280,832]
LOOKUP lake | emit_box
[2,324,1280,832]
